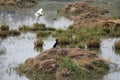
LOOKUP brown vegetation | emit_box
[17,48,109,79]
[60,2,116,28]
[0,0,37,9]
[60,2,108,19]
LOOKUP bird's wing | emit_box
[37,8,43,14]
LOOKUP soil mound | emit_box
[61,2,120,28]
[18,48,109,79]
[61,2,108,19]
[0,0,37,9]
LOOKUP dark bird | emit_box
[53,39,59,48]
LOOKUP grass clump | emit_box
[32,23,46,30]
[60,58,77,71]
[0,24,9,31]
[58,58,87,77]
[10,30,20,36]
[36,31,52,37]
[0,29,20,38]
[114,40,120,49]
[0,31,10,38]
[34,38,43,47]
[19,25,30,31]
[19,23,46,31]
[46,27,56,31]
[78,43,85,49]
[91,59,109,74]
[86,37,100,48]
[51,24,120,48]
[58,36,72,45]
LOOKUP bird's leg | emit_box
[39,16,42,23]
[36,17,39,23]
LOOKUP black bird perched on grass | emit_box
[53,39,59,48]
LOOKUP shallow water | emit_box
[0,0,120,80]
[0,1,73,80]
[0,33,38,80]
[100,38,120,80]
[0,1,73,29]
[88,0,120,18]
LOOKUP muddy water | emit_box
[0,0,120,80]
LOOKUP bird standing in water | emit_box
[34,8,44,22]
[53,39,59,48]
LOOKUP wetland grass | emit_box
[17,50,109,80]
[36,31,52,37]
[0,24,9,31]
[51,24,120,48]
[86,37,100,48]
[0,25,20,38]
[19,25,30,31]
[34,38,43,47]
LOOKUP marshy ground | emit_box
[0,0,120,80]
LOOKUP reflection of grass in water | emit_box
[114,40,120,54]
[0,25,20,38]
[115,49,120,55]
[115,40,120,50]
[34,46,43,52]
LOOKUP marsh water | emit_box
[0,0,120,80]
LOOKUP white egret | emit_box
[34,8,44,22]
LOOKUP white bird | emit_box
[34,8,44,22]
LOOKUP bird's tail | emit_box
[34,13,39,17]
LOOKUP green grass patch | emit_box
[59,58,88,76]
